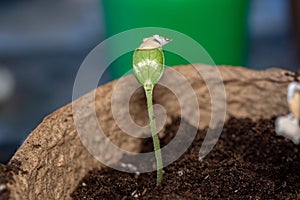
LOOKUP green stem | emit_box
[144,84,163,186]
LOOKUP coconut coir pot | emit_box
[1,64,298,199]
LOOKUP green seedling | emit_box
[132,35,171,186]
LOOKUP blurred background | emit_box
[0,0,299,163]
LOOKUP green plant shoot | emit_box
[132,35,171,186]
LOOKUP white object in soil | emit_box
[276,82,300,144]
[287,82,300,120]
[0,184,6,192]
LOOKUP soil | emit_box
[0,160,22,200]
[71,117,300,199]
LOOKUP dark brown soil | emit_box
[0,164,10,200]
[71,117,300,199]
[0,160,22,200]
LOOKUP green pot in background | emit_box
[102,0,249,79]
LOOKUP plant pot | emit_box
[1,64,298,199]
[101,0,249,79]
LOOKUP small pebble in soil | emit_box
[0,184,6,192]
[177,170,184,176]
